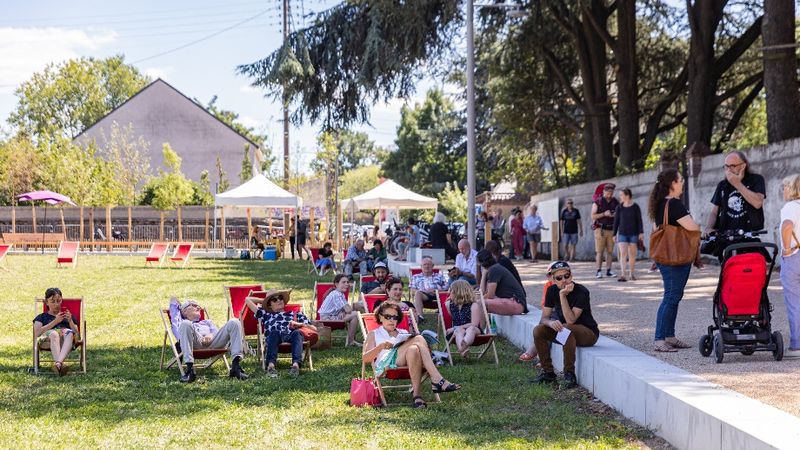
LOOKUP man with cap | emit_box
[533,261,599,388]
[477,249,528,316]
[590,183,618,278]
[169,296,247,383]
[360,261,390,295]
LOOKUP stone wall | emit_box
[527,137,800,261]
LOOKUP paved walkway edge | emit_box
[494,307,800,450]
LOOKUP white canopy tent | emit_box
[339,179,437,249]
[214,173,303,249]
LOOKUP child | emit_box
[518,262,559,363]
[446,280,486,358]
[33,287,79,376]
[315,242,336,275]
[318,274,365,347]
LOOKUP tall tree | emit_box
[8,55,149,141]
[761,0,800,142]
[0,138,40,205]
[147,144,194,211]
[96,122,151,205]
[240,144,254,183]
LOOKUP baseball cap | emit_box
[372,261,388,272]
[547,261,570,274]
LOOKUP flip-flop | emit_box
[654,343,678,352]
[518,352,535,362]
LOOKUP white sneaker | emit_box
[784,348,800,359]
[596,270,602,279]
[606,270,616,277]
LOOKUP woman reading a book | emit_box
[362,302,461,408]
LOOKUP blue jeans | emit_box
[654,263,692,341]
[265,329,304,366]
[781,252,800,349]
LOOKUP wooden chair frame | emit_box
[159,306,230,376]
[169,243,194,268]
[145,243,170,267]
[56,241,79,268]
[358,312,440,407]
[436,290,499,365]
[307,247,326,275]
[33,297,87,374]
[255,303,314,371]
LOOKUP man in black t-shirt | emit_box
[559,199,582,261]
[704,151,766,258]
[532,261,599,389]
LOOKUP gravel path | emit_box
[512,259,800,417]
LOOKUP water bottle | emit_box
[490,316,497,334]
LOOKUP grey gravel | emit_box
[513,259,800,417]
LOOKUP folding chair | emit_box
[169,243,194,268]
[0,243,11,271]
[358,312,440,407]
[224,284,264,353]
[408,267,444,310]
[362,293,387,313]
[56,241,79,268]
[307,247,323,275]
[159,305,229,376]
[145,243,170,267]
[243,290,313,370]
[436,290,499,365]
[33,297,87,374]
[313,281,352,344]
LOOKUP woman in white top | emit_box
[319,273,365,347]
[362,302,461,408]
[780,174,800,357]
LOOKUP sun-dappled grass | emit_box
[0,254,660,448]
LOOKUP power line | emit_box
[130,9,271,64]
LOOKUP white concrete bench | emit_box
[493,307,800,450]
[409,247,446,264]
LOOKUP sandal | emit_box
[666,338,692,349]
[653,343,678,353]
[412,395,427,408]
[432,378,461,393]
[617,277,627,282]
[52,362,62,375]
[518,352,535,362]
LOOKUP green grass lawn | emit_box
[0,254,660,449]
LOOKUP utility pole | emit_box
[282,0,290,188]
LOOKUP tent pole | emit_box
[247,208,252,249]
[221,208,226,248]
[205,208,210,249]
[31,204,36,234]
[309,208,315,247]
[11,205,15,233]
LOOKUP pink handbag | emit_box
[350,378,380,407]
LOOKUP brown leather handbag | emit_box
[649,199,700,266]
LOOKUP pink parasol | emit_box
[17,190,77,253]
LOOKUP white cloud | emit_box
[240,83,262,94]
[0,27,116,93]
[142,66,173,81]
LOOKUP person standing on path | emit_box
[591,183,618,278]
[511,209,526,261]
[559,199,582,261]
[523,205,548,263]
[779,174,800,358]
[296,216,311,260]
[703,151,766,260]
[613,188,644,282]
[648,169,701,353]
[288,216,296,259]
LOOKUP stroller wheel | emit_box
[772,332,784,361]
[699,335,712,357]
[713,333,724,363]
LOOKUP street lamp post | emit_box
[466,2,523,250]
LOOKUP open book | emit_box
[391,332,418,348]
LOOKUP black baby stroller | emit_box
[698,239,782,363]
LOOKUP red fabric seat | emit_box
[721,253,767,316]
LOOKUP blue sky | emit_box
[0,0,436,174]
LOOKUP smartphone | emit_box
[60,306,67,313]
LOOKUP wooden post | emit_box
[336,203,343,251]
[127,207,132,243]
[309,208,316,247]
[159,212,164,241]
[79,206,84,242]
[551,220,559,262]
[31,204,36,234]
[204,208,210,248]
[59,209,66,235]
[221,207,226,247]
[106,206,112,252]
[11,206,15,233]
[246,208,252,247]
[177,206,183,241]
[484,220,492,247]
[89,208,94,242]
[269,209,274,235]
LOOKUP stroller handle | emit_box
[721,241,778,261]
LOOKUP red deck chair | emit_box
[160,305,229,376]
[308,247,324,275]
[243,290,314,370]
[33,297,87,374]
[408,267,443,309]
[169,243,194,268]
[341,248,362,277]
[56,241,79,268]
[436,290,498,365]
[224,284,265,352]
[0,243,11,271]
[358,311,439,407]
[145,243,170,267]
[313,281,352,342]
[362,293,388,313]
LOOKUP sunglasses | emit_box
[553,273,572,281]
[382,314,401,321]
